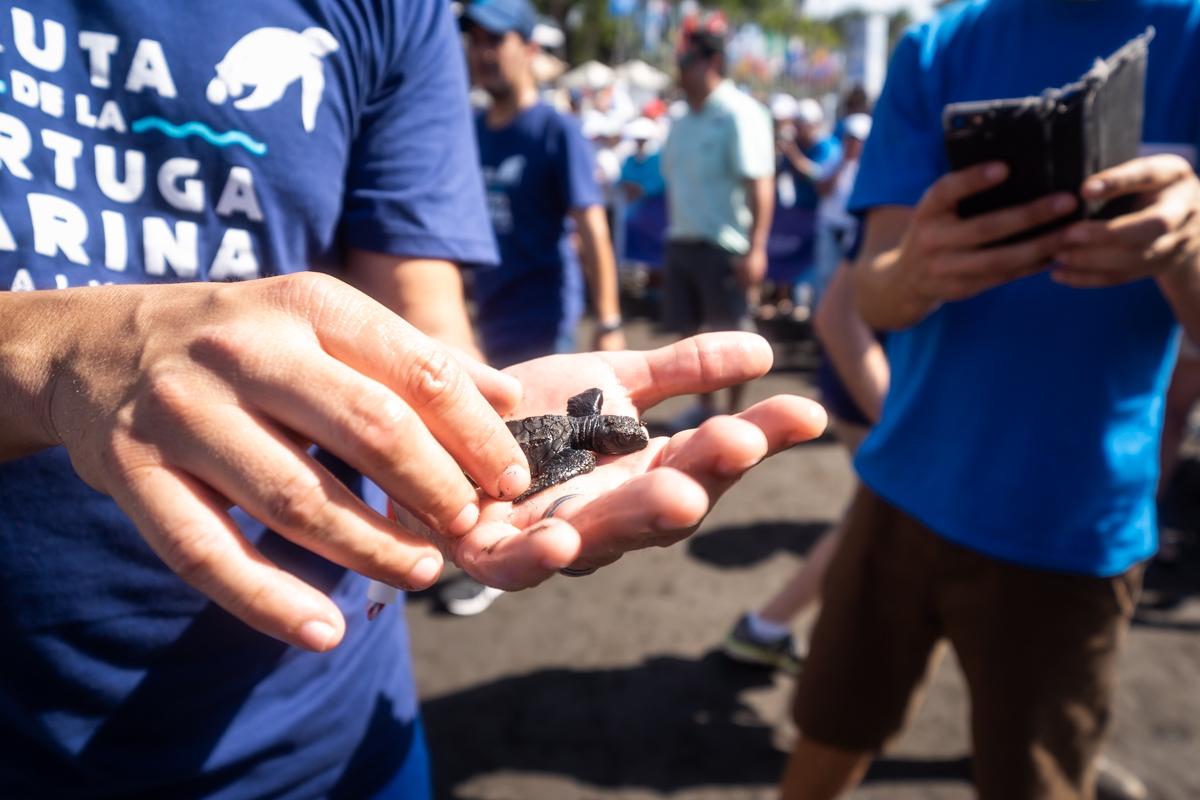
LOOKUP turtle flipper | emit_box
[566,388,604,418]
[513,448,597,503]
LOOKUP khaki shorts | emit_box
[794,486,1143,800]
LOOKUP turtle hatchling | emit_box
[507,388,649,503]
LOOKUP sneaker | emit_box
[440,578,505,617]
[721,614,803,676]
[668,403,715,434]
[1095,755,1148,800]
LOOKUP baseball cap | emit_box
[843,112,872,141]
[795,97,824,126]
[463,0,537,40]
[624,116,659,142]
[770,93,798,121]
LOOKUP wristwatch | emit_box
[596,317,623,335]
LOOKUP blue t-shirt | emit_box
[619,150,665,207]
[472,103,603,366]
[0,2,495,797]
[850,0,1200,577]
[780,136,842,210]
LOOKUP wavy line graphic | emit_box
[131,116,267,157]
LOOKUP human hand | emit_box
[400,333,827,589]
[894,162,1078,309]
[41,273,530,650]
[735,245,769,289]
[1050,155,1200,288]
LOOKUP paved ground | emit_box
[407,318,1200,800]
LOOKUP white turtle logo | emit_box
[206,27,339,133]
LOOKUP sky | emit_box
[801,0,937,20]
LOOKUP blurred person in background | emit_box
[831,84,871,141]
[781,2,1200,799]
[812,113,872,310]
[723,245,887,675]
[777,97,843,317]
[618,117,665,213]
[448,0,626,615]
[660,13,775,429]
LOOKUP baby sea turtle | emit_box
[508,388,649,503]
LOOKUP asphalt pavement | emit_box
[406,317,1200,800]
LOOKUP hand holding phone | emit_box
[942,28,1153,245]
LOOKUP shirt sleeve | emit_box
[339,0,498,265]
[848,29,947,213]
[555,115,604,211]
[731,101,775,180]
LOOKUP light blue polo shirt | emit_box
[661,80,774,254]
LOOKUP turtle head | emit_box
[592,416,650,455]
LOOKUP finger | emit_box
[1049,268,1129,289]
[112,463,346,651]
[656,396,827,498]
[932,227,1067,284]
[1082,154,1194,201]
[918,162,1009,219]
[292,278,530,500]
[923,192,1076,250]
[450,518,582,590]
[212,344,485,537]
[552,468,711,567]
[1053,244,1147,274]
[1062,200,1190,251]
[609,332,775,411]
[164,404,446,590]
[449,346,523,416]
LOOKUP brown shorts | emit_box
[794,486,1143,800]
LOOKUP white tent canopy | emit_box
[560,60,616,90]
[615,59,671,92]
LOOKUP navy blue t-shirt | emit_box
[472,103,602,366]
[0,1,495,797]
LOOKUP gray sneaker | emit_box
[440,578,505,617]
[721,614,803,676]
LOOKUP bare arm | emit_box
[569,205,625,350]
[855,163,1078,331]
[343,249,482,360]
[745,176,775,254]
[813,261,888,423]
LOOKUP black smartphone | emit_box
[942,28,1153,243]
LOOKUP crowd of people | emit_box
[1,0,1198,799]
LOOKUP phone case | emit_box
[942,28,1153,241]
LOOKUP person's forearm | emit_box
[343,250,482,360]
[745,177,774,252]
[0,291,65,460]
[574,207,622,324]
[813,265,889,422]
[785,151,821,181]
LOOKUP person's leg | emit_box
[663,243,715,427]
[779,738,873,800]
[785,487,945,798]
[941,547,1145,800]
[693,243,756,415]
[737,421,870,629]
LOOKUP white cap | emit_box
[795,97,824,126]
[624,116,659,141]
[843,112,872,141]
[769,93,798,121]
[582,110,619,139]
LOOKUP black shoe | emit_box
[721,614,803,676]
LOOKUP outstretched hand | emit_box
[396,333,827,590]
